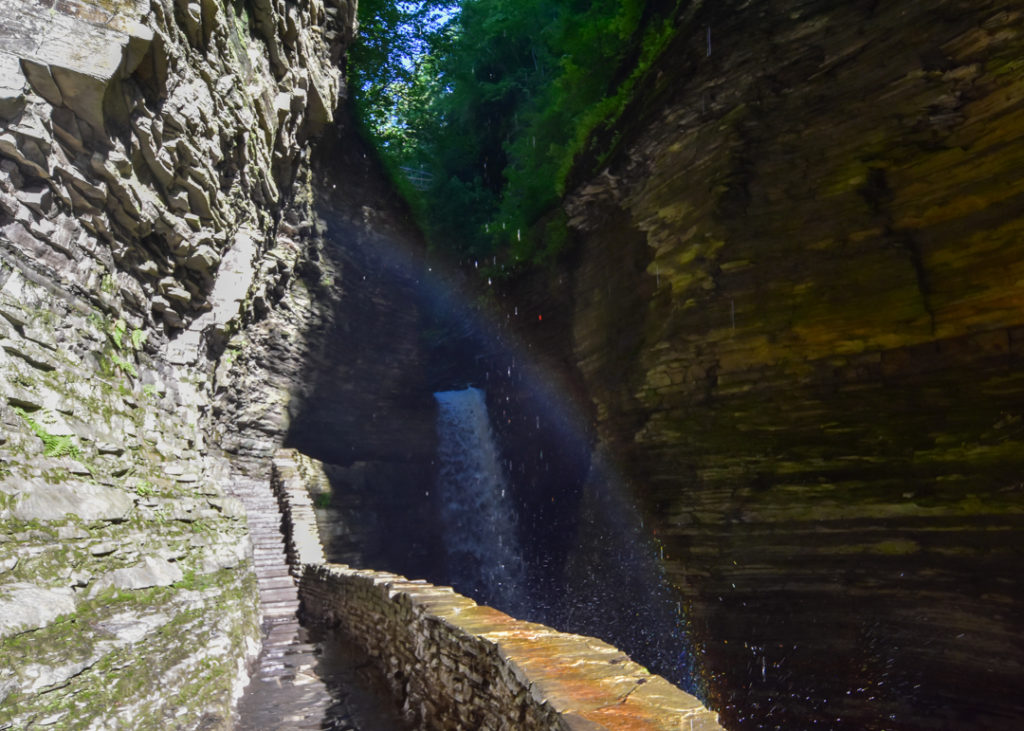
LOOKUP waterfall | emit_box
[433,387,524,611]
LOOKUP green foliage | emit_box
[13,407,81,459]
[110,353,138,378]
[111,318,127,348]
[314,492,332,509]
[349,0,684,267]
[129,328,147,351]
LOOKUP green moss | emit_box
[0,567,258,730]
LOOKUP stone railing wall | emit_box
[271,449,327,574]
[271,449,724,731]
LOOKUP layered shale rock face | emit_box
[0,0,352,726]
[508,1,1024,729]
[212,115,442,580]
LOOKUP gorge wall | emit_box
[214,113,442,582]
[4,0,1023,729]
[0,0,361,726]
[495,1,1024,729]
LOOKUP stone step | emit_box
[249,525,285,534]
[253,560,290,571]
[256,573,296,585]
[259,588,299,603]
[255,660,318,678]
[253,559,288,568]
[262,644,319,659]
[262,602,300,616]
[255,574,295,586]
[261,609,299,621]
[252,551,288,561]
[264,635,307,650]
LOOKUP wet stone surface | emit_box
[311,626,411,731]
[235,625,408,731]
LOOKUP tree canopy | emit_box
[348,0,683,270]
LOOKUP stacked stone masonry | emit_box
[272,449,724,731]
[0,0,354,727]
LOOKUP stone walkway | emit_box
[226,476,409,731]
[227,476,337,729]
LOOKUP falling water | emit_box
[433,387,525,612]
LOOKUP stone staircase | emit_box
[225,476,338,730]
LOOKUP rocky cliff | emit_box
[499,1,1024,729]
[213,114,442,582]
[0,0,356,726]
[4,0,1023,728]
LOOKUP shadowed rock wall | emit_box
[497,1,1024,729]
[213,109,443,580]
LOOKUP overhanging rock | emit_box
[0,0,153,132]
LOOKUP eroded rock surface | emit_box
[0,0,355,726]
[499,1,1024,729]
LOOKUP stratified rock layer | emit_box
[0,0,354,726]
[503,1,1024,729]
[214,116,442,580]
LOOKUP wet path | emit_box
[227,476,408,730]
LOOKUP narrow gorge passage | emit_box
[1,0,1022,728]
